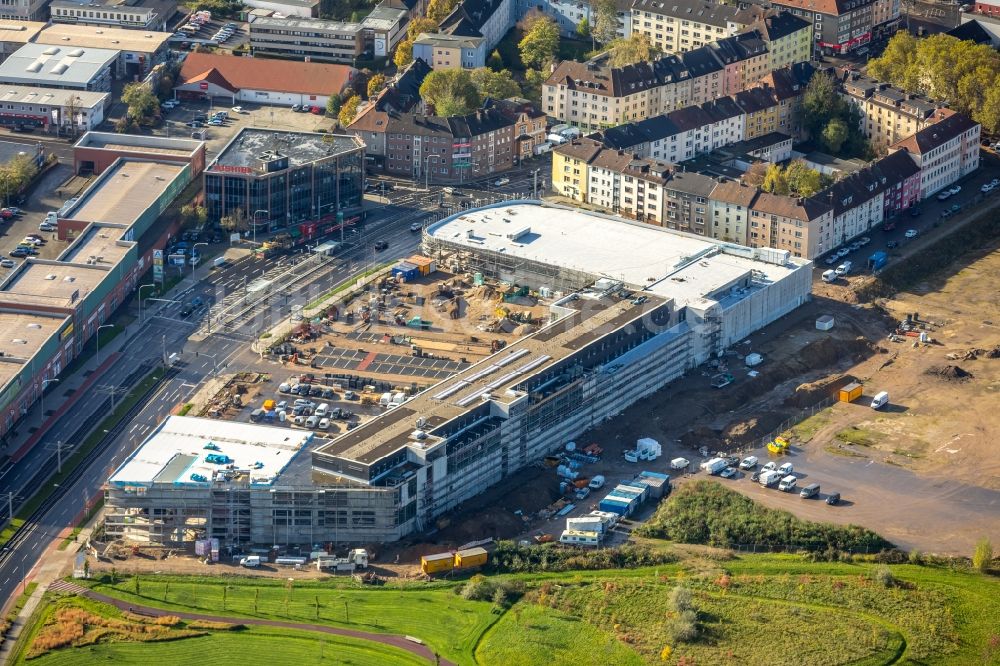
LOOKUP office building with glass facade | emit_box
[204,129,365,236]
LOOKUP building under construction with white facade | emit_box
[104,202,811,548]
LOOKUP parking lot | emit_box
[0,162,79,278]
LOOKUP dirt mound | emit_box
[986,345,1000,359]
[798,336,875,368]
[924,365,973,382]
[680,425,722,450]
[784,374,857,408]
[722,412,788,447]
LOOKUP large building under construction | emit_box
[104,202,812,548]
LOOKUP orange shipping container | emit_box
[454,547,488,569]
[421,552,454,574]
[838,382,863,403]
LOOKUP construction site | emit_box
[101,202,813,552]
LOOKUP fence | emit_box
[754,395,837,451]
[728,541,886,555]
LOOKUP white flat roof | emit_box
[109,416,313,487]
[426,202,806,305]
[0,84,107,109]
[0,43,118,87]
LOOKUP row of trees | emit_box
[868,32,1000,134]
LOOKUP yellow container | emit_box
[262,399,276,411]
[454,547,488,569]
[421,552,454,574]
[839,382,863,403]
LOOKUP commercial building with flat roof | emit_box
[49,0,175,30]
[35,24,172,77]
[0,43,118,92]
[248,16,363,63]
[204,128,365,236]
[73,131,206,175]
[0,144,198,449]
[0,85,108,133]
[105,201,811,548]
[0,21,45,62]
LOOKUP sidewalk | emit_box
[0,499,101,665]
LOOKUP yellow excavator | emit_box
[767,436,790,455]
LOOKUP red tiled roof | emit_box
[184,67,237,93]
[178,53,354,97]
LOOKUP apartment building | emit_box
[249,16,363,63]
[734,87,780,139]
[838,71,942,149]
[709,179,758,244]
[347,58,430,167]
[412,33,486,69]
[749,192,832,258]
[751,62,814,139]
[552,136,602,199]
[709,31,770,94]
[764,0,897,56]
[628,0,762,53]
[751,11,812,70]
[890,110,980,199]
[438,0,517,53]
[490,97,548,162]
[522,0,629,38]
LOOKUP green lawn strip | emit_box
[6,582,38,623]
[305,262,393,310]
[7,594,51,665]
[0,367,163,549]
[83,576,493,665]
[57,498,104,551]
[475,602,645,666]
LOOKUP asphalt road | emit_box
[0,198,431,607]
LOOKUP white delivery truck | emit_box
[759,470,783,487]
[778,475,798,492]
[700,457,728,475]
[871,391,889,409]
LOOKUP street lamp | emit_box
[252,210,269,247]
[138,283,156,322]
[96,324,114,365]
[192,242,208,274]
[39,378,59,417]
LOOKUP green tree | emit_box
[426,0,460,22]
[522,68,547,104]
[219,208,247,233]
[821,118,850,155]
[592,0,619,46]
[761,163,789,195]
[0,154,39,203]
[488,49,504,71]
[367,73,387,98]
[408,17,439,37]
[785,161,825,197]
[338,94,361,126]
[519,14,559,69]
[470,67,521,100]
[419,69,480,116]
[326,93,342,117]
[121,82,159,120]
[576,17,590,39]
[394,38,414,68]
[607,33,660,67]
[973,538,993,573]
[867,31,921,92]
[181,203,208,227]
[798,70,843,140]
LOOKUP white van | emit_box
[315,402,329,417]
[778,475,798,492]
[835,261,852,276]
[870,391,889,409]
[822,269,837,282]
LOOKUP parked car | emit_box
[0,258,16,268]
[305,415,319,428]
[318,417,330,430]
[777,462,794,475]
[981,182,994,193]
[374,240,389,251]
[291,104,302,112]
[761,461,777,473]
[904,229,918,239]
[232,106,246,114]
[739,456,758,470]
[410,222,422,232]
[719,466,738,479]
[494,177,510,186]
[310,106,322,114]
[835,261,852,276]
[936,191,951,201]
[826,492,841,505]
[948,185,961,195]
[886,240,899,249]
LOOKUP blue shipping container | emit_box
[640,471,669,480]
[618,483,648,502]
[598,498,632,516]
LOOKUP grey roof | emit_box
[630,0,759,28]
[439,0,506,37]
[214,129,363,168]
[665,170,717,197]
[0,43,118,87]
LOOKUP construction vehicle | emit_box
[710,373,734,388]
[767,437,790,455]
[316,548,369,572]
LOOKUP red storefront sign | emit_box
[211,164,253,174]
[199,82,209,90]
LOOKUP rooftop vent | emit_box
[42,47,59,55]
[26,323,41,329]
[67,48,84,57]
[45,274,57,280]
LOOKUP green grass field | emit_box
[63,554,1000,666]
[79,575,495,665]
